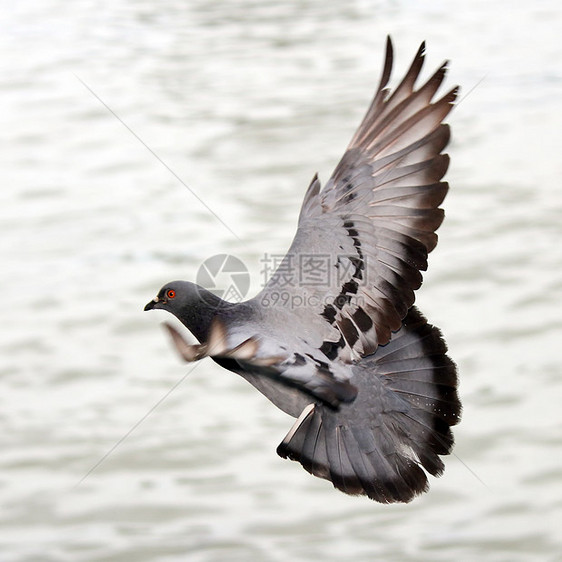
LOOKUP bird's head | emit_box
[144,280,226,342]
[144,280,201,314]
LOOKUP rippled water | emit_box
[1,1,561,561]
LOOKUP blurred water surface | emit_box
[1,1,561,561]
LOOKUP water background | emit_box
[1,1,561,560]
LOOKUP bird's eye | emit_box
[166,289,176,299]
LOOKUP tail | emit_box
[277,307,461,503]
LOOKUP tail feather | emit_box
[341,426,386,499]
[277,306,461,503]
[278,404,330,480]
[363,431,418,502]
[301,407,328,479]
[327,427,364,495]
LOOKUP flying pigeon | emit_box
[145,37,462,503]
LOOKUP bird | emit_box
[144,37,462,504]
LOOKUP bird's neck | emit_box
[179,289,232,343]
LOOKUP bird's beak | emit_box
[144,297,161,311]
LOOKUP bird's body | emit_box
[145,38,462,503]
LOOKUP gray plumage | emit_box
[145,37,461,503]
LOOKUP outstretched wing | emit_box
[255,37,458,372]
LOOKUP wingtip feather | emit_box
[379,36,394,91]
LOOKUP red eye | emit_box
[166,289,176,299]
